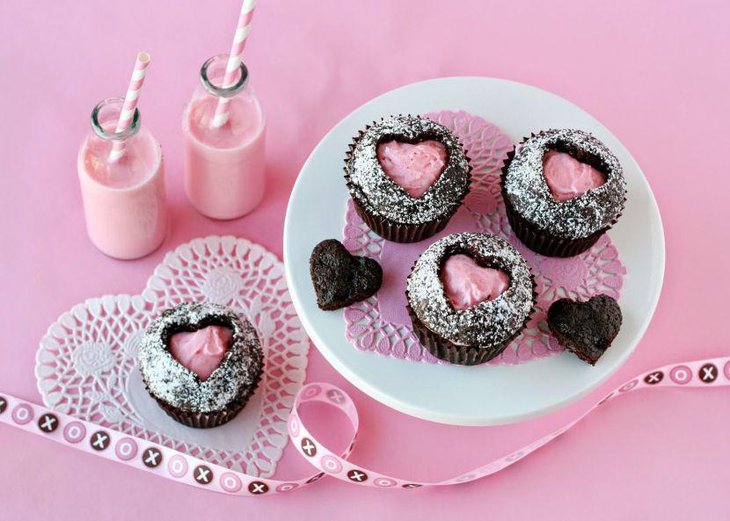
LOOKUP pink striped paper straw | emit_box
[211,0,256,129]
[109,52,151,162]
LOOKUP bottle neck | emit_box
[91,97,141,142]
[200,54,249,100]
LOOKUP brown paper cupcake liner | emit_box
[407,304,532,365]
[351,197,454,243]
[500,143,625,258]
[502,195,610,257]
[144,374,261,429]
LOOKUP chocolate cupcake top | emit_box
[406,233,534,348]
[345,115,471,225]
[138,302,263,413]
[503,129,627,239]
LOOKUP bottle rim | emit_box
[199,54,249,98]
[91,97,141,141]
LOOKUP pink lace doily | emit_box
[36,236,309,477]
[342,110,626,365]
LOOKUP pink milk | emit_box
[77,98,167,260]
[182,57,266,220]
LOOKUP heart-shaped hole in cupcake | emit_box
[542,144,607,202]
[439,253,510,310]
[168,323,233,381]
[377,139,447,198]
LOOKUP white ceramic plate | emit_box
[283,77,664,426]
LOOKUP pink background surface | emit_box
[1,0,729,519]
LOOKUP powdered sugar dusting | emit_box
[345,115,470,225]
[138,302,263,413]
[342,111,626,365]
[407,233,534,348]
[503,129,626,239]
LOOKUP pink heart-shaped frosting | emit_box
[440,254,510,310]
[169,325,232,381]
[377,139,447,198]
[543,150,605,202]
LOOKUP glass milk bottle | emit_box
[182,55,266,220]
[77,98,168,259]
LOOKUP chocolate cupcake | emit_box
[345,115,471,243]
[406,232,535,365]
[138,302,263,428]
[502,129,627,257]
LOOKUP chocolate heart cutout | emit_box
[376,139,447,198]
[547,295,622,365]
[310,239,383,310]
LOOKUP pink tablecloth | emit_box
[1,0,729,519]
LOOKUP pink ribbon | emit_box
[1,356,726,495]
